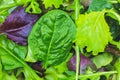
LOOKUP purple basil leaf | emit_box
[0,6,40,45]
[67,54,97,74]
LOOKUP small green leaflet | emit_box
[42,0,68,8]
[88,0,112,12]
[91,52,113,68]
[75,10,112,55]
[25,0,41,14]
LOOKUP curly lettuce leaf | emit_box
[75,10,112,55]
[42,0,68,8]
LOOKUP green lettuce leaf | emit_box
[91,52,113,68]
[26,10,76,68]
[75,10,112,55]
[42,0,68,8]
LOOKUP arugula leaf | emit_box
[42,0,68,8]
[0,60,17,80]
[75,10,112,55]
[0,34,43,80]
[26,10,76,68]
[0,34,27,60]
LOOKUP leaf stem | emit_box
[75,46,80,80]
[74,0,80,20]
[74,0,80,80]
[78,71,117,79]
[108,0,119,4]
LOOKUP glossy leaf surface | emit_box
[27,10,76,68]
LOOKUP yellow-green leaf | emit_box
[42,0,67,8]
[75,10,112,55]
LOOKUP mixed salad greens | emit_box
[0,0,120,80]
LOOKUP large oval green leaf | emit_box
[26,10,76,68]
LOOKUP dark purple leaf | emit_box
[67,54,97,74]
[0,6,40,45]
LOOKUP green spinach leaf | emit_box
[26,10,76,68]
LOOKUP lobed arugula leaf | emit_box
[0,34,43,80]
[75,10,112,55]
[26,10,76,68]
[0,34,27,60]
